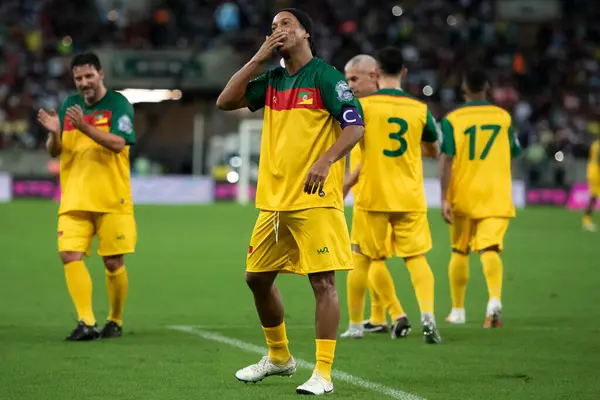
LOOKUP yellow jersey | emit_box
[244,57,362,211]
[440,100,521,219]
[587,140,600,181]
[349,145,362,198]
[355,88,438,212]
[58,90,135,215]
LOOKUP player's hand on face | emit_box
[252,31,287,63]
[304,157,331,195]
[66,105,86,131]
[441,199,453,224]
[37,109,60,134]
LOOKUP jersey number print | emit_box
[383,117,408,157]
[464,124,501,160]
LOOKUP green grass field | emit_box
[1,202,599,400]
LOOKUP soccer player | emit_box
[342,47,442,344]
[583,137,600,232]
[342,54,405,337]
[439,68,521,328]
[216,8,364,395]
[37,53,136,341]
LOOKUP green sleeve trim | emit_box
[422,108,438,143]
[319,67,360,117]
[244,73,268,112]
[110,95,136,145]
[508,126,522,158]
[440,118,455,155]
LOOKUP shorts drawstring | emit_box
[273,212,280,243]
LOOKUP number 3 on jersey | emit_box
[464,124,501,160]
[384,117,408,157]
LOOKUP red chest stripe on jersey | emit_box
[265,87,324,111]
[63,110,112,131]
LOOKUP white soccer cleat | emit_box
[235,356,296,383]
[296,372,334,395]
[583,221,597,232]
[483,298,502,328]
[445,308,466,324]
[340,323,364,339]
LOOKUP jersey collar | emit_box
[463,100,490,106]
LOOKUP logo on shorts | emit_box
[248,246,253,254]
[58,231,63,237]
[317,246,329,255]
[116,235,125,240]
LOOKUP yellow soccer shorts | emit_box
[350,206,394,259]
[246,208,352,275]
[588,179,600,197]
[450,216,509,253]
[352,210,432,259]
[58,211,137,256]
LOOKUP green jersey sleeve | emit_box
[319,66,361,118]
[422,108,439,143]
[110,93,136,145]
[244,73,268,112]
[508,126,522,158]
[440,118,455,155]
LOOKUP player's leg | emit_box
[235,211,297,383]
[446,216,473,324]
[366,281,387,331]
[343,210,389,338]
[393,212,440,344]
[368,259,408,338]
[473,218,510,328]
[583,190,598,232]
[96,213,137,338]
[58,211,99,341]
[288,208,351,395]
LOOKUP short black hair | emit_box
[70,52,102,71]
[464,68,488,92]
[376,46,404,75]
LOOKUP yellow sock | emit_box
[405,256,435,315]
[263,322,291,365]
[369,260,405,321]
[315,339,336,382]
[106,266,129,326]
[64,260,95,326]
[448,253,469,308]
[584,215,592,224]
[347,252,371,324]
[367,283,386,325]
[481,251,503,301]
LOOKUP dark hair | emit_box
[464,68,488,92]
[70,52,102,71]
[376,46,404,75]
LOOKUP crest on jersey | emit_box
[335,81,354,102]
[118,115,133,134]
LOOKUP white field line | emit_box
[168,325,425,400]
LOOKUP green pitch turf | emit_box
[0,202,599,400]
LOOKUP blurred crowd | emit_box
[1,0,599,161]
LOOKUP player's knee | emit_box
[103,255,124,272]
[479,245,500,254]
[309,271,336,297]
[60,251,83,265]
[452,249,470,256]
[245,272,274,294]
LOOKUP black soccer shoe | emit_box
[65,321,101,341]
[363,321,389,334]
[100,321,123,339]
[391,316,412,339]
[422,320,442,344]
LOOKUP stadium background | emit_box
[1,1,599,399]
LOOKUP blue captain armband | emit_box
[337,106,363,129]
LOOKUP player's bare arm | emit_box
[38,109,62,157]
[422,141,440,158]
[439,154,454,224]
[343,164,360,198]
[216,32,287,111]
[66,105,126,153]
[304,124,364,194]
